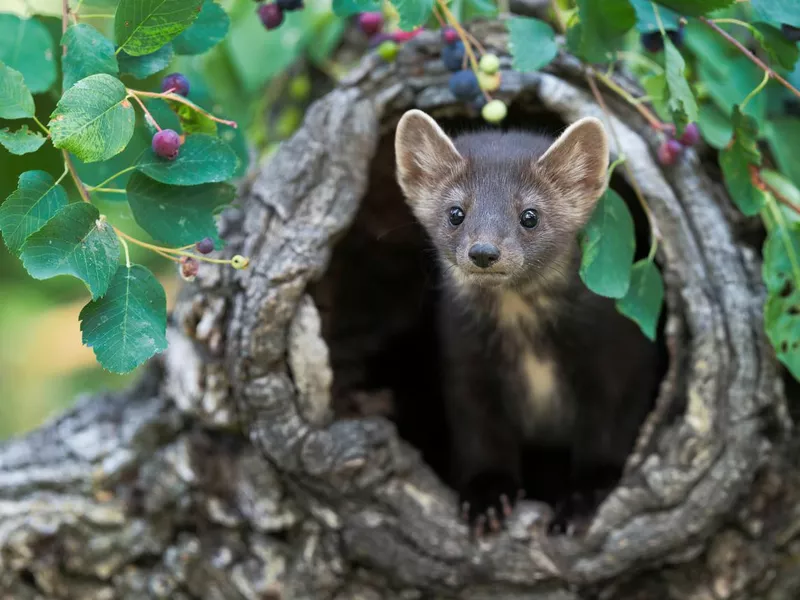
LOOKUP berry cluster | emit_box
[356,11,426,62]
[657,122,700,165]
[257,0,304,31]
[179,238,248,281]
[640,23,685,53]
[440,27,507,123]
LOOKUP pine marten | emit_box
[394,109,660,534]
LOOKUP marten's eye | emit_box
[448,206,465,226]
[519,208,539,229]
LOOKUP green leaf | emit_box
[506,17,558,72]
[615,259,665,341]
[331,0,380,17]
[173,0,229,55]
[697,101,732,150]
[463,0,498,18]
[49,73,136,163]
[752,23,799,70]
[762,170,800,225]
[0,14,57,94]
[393,0,434,30]
[135,133,238,185]
[651,0,735,16]
[118,44,174,79]
[765,118,800,189]
[762,220,800,379]
[0,170,68,254]
[566,0,636,63]
[20,202,120,299]
[752,0,800,29]
[126,172,234,247]
[115,0,204,57]
[628,0,680,33]
[719,106,769,216]
[62,24,119,91]
[0,125,46,155]
[664,36,699,134]
[170,100,216,135]
[579,188,636,298]
[79,264,168,374]
[0,61,35,119]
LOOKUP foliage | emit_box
[1,0,800,386]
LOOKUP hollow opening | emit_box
[308,102,670,526]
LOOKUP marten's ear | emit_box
[537,116,609,227]
[395,109,464,205]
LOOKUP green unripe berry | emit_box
[482,99,507,123]
[479,53,500,75]
[377,40,399,62]
[477,71,500,92]
[232,255,249,270]
[289,75,311,101]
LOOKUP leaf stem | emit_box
[33,116,50,136]
[741,70,770,111]
[119,236,131,269]
[607,156,626,182]
[586,72,660,261]
[54,163,70,186]
[61,0,69,55]
[87,166,137,191]
[593,70,666,131]
[129,90,238,128]
[128,94,162,132]
[701,16,800,101]
[549,0,567,34]
[91,187,128,194]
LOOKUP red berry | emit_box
[196,237,214,254]
[393,27,422,43]
[257,3,283,29]
[657,138,683,165]
[678,122,700,146]
[161,73,189,97]
[152,129,181,160]
[358,12,383,36]
[180,256,199,281]
[441,26,459,45]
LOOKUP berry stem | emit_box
[437,0,480,74]
[87,166,137,191]
[90,187,127,194]
[586,71,660,261]
[593,70,666,131]
[128,93,162,132]
[33,116,50,136]
[741,70,770,111]
[119,236,131,269]
[130,89,238,128]
[701,16,800,100]
[113,228,237,265]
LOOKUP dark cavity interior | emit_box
[308,102,670,521]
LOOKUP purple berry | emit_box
[641,31,664,53]
[258,3,283,29]
[196,237,214,254]
[393,27,422,43]
[442,40,465,71]
[441,26,459,45]
[449,69,480,101]
[358,12,383,36]
[657,138,683,165]
[180,256,199,281]
[782,24,800,43]
[368,32,393,48]
[161,72,189,97]
[277,0,303,9]
[678,122,700,146]
[152,129,181,160]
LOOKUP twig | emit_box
[586,72,660,260]
[594,70,666,131]
[750,165,800,217]
[64,152,91,203]
[701,16,800,101]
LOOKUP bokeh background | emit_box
[0,0,350,439]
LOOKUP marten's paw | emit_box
[548,488,609,536]
[459,470,523,537]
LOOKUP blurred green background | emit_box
[0,0,350,440]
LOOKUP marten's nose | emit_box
[468,243,501,268]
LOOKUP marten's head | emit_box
[394,109,609,291]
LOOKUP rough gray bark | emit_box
[1,20,797,600]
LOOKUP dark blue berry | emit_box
[667,25,685,47]
[640,31,664,53]
[449,70,480,101]
[196,237,214,254]
[782,24,800,42]
[277,0,303,10]
[442,40,465,72]
[161,73,189,96]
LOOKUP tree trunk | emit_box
[1,20,797,600]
